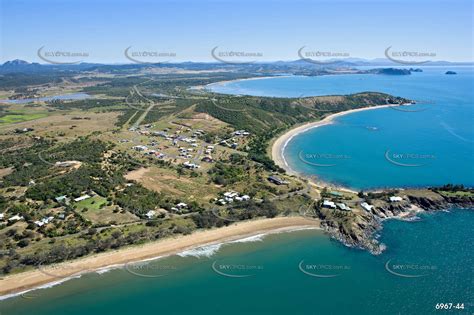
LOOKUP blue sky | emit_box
[1,0,472,63]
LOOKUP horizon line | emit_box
[3,58,474,66]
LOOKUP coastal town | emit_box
[0,0,472,314]
[0,57,472,304]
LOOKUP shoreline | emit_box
[203,74,417,192]
[193,75,293,92]
[271,104,399,193]
[0,216,320,299]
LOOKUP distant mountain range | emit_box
[0,58,472,74]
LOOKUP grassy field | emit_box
[438,190,474,198]
[0,113,49,125]
[76,196,139,225]
[125,166,220,203]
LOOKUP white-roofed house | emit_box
[8,214,23,222]
[55,195,68,203]
[322,200,336,209]
[361,202,374,211]
[336,203,351,211]
[145,210,156,219]
[74,195,91,202]
[176,202,188,209]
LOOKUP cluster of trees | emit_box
[114,185,165,217]
[208,162,246,186]
[247,132,285,172]
[26,165,113,201]
[1,227,176,274]
[0,73,66,89]
[49,98,121,111]
[191,200,279,229]
[51,138,110,164]
[195,95,319,135]
[0,138,110,188]
[0,140,52,187]
[435,184,469,192]
[310,92,409,113]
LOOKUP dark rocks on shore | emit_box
[319,188,473,255]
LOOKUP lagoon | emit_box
[0,92,91,104]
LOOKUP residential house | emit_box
[145,210,156,219]
[8,215,23,222]
[322,200,336,209]
[336,203,351,211]
[361,202,374,211]
[268,175,288,185]
[74,194,91,202]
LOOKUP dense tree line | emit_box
[114,185,165,217]
[208,162,246,186]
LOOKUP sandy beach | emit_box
[0,216,320,298]
[271,104,398,191]
[192,75,292,92]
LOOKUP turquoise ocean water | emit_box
[1,68,472,314]
[1,209,472,315]
[210,67,474,190]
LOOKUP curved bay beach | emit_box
[271,104,396,191]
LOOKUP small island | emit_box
[446,71,457,75]
[365,68,424,76]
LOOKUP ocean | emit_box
[210,67,474,190]
[1,209,472,315]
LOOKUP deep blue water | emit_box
[210,67,474,190]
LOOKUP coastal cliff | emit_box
[316,187,474,254]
